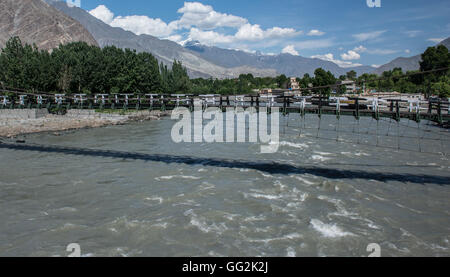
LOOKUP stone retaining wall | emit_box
[0,109,48,119]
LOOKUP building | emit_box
[289,77,300,90]
[338,80,357,94]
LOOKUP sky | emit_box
[71,0,449,68]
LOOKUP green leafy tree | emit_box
[313,68,336,96]
[169,60,191,94]
[346,70,357,80]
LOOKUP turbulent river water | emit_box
[0,114,449,257]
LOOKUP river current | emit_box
[0,114,449,256]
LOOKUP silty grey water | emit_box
[0,114,449,256]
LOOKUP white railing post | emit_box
[1,96,8,106]
[297,97,304,110]
[74,94,86,104]
[19,95,27,106]
[372,98,379,112]
[55,94,65,105]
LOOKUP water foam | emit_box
[286,247,296,257]
[311,155,332,162]
[244,192,282,200]
[145,196,163,204]
[155,175,201,181]
[292,175,315,185]
[184,209,227,234]
[310,219,354,238]
[279,141,309,149]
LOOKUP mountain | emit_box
[184,40,375,78]
[44,0,277,79]
[372,55,422,75]
[46,0,372,78]
[0,0,98,50]
[373,37,450,75]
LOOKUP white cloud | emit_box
[311,53,362,68]
[89,5,114,24]
[178,2,212,14]
[110,16,178,37]
[266,27,302,39]
[405,49,411,54]
[341,50,360,60]
[176,2,248,30]
[428,38,445,43]
[89,5,177,37]
[371,64,381,68]
[235,24,265,41]
[307,30,325,36]
[88,2,302,51]
[188,28,235,45]
[282,45,299,56]
[187,23,301,47]
[352,30,386,41]
[165,35,183,43]
[353,45,367,53]
[349,45,397,55]
[235,24,300,41]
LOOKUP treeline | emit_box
[0,37,189,95]
[191,68,336,96]
[0,37,449,97]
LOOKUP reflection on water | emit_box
[0,114,449,257]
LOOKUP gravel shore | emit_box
[0,109,169,138]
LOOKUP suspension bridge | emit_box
[1,86,450,156]
[1,88,449,123]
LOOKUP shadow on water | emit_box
[0,142,449,186]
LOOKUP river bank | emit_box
[0,109,170,138]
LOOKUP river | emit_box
[0,114,449,256]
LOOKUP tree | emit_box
[420,45,450,77]
[346,70,357,80]
[275,74,288,89]
[430,75,450,98]
[313,68,336,96]
[0,37,27,89]
[169,60,191,94]
[420,45,450,97]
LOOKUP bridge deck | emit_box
[0,93,449,124]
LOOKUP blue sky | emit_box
[75,0,449,68]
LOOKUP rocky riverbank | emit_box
[0,109,170,138]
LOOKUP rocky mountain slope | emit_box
[0,0,98,50]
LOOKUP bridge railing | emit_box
[0,91,449,123]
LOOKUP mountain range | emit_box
[46,0,374,78]
[44,0,278,79]
[2,0,449,79]
[184,40,375,77]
